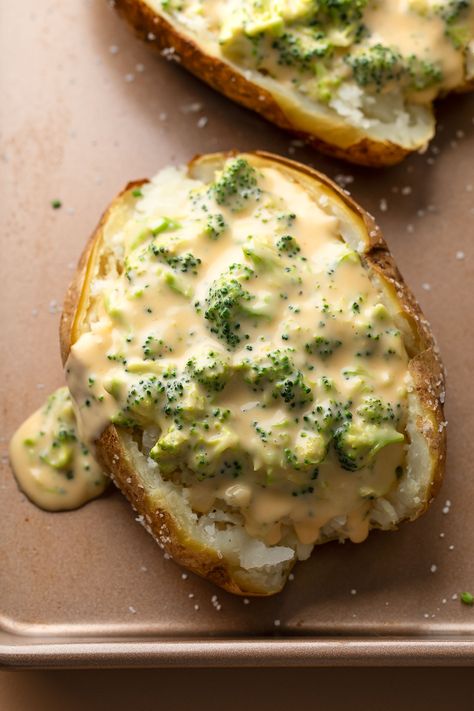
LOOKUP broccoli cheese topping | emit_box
[28,154,410,547]
[157,0,473,136]
[9,387,108,510]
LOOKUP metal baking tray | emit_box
[1,0,474,668]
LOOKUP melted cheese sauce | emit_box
[9,387,108,511]
[50,156,409,548]
[10,156,411,549]
[159,0,473,105]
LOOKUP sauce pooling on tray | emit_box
[9,387,108,511]
[11,155,411,548]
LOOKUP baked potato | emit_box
[60,151,446,595]
[113,0,474,166]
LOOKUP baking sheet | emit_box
[1,0,474,667]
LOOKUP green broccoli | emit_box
[241,349,313,407]
[209,158,262,212]
[205,212,227,240]
[357,397,400,425]
[149,424,189,474]
[333,422,404,471]
[316,0,368,25]
[149,244,201,274]
[186,350,232,392]
[272,30,331,68]
[291,430,328,469]
[276,234,301,257]
[346,43,404,90]
[242,348,294,386]
[305,335,343,359]
[407,55,443,90]
[142,335,173,361]
[304,399,353,435]
[438,1,471,47]
[203,264,257,348]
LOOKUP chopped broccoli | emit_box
[241,349,313,407]
[149,424,189,474]
[438,1,471,48]
[150,244,201,274]
[142,335,173,361]
[272,30,331,68]
[276,234,301,257]
[203,264,256,348]
[209,158,262,212]
[347,43,444,92]
[357,397,400,425]
[186,350,232,392]
[205,212,227,239]
[291,430,328,469]
[305,335,343,359]
[407,55,443,90]
[346,44,404,90]
[316,0,368,25]
[273,370,313,406]
[438,0,469,24]
[304,399,353,435]
[242,348,294,386]
[333,422,404,471]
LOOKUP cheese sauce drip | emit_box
[157,0,474,114]
[9,387,108,511]
[60,156,410,547]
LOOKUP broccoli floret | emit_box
[209,158,262,212]
[242,348,293,386]
[186,350,232,392]
[273,370,313,406]
[439,0,469,23]
[346,43,404,90]
[276,234,301,257]
[142,335,173,361]
[241,349,313,407]
[407,55,443,90]
[149,424,189,474]
[316,0,368,25]
[347,43,444,92]
[205,213,227,240]
[150,244,201,274]
[304,399,352,435]
[357,397,400,425]
[272,30,331,68]
[291,430,328,469]
[203,264,256,348]
[438,1,471,47]
[305,335,343,359]
[333,422,404,471]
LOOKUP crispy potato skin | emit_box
[113,0,414,167]
[60,151,446,595]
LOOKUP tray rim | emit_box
[2,633,474,668]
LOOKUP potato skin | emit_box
[60,151,446,594]
[113,0,415,167]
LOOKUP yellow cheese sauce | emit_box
[9,387,108,511]
[9,155,409,550]
[158,0,473,108]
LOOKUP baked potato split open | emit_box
[60,152,445,595]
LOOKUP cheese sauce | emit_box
[8,155,413,551]
[9,387,108,511]
[10,155,412,549]
[159,0,473,108]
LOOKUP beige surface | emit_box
[1,0,474,666]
